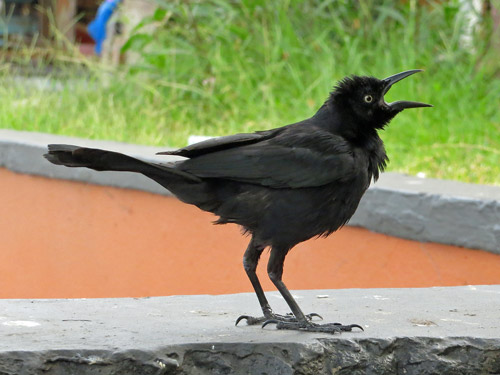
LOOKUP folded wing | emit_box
[159,129,281,158]
[176,132,356,189]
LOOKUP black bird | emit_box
[44,69,431,333]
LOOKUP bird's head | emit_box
[329,69,432,133]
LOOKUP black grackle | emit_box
[44,70,431,333]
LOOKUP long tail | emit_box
[44,144,201,183]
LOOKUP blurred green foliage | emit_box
[1,0,499,184]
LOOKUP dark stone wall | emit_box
[2,287,500,375]
[2,338,499,375]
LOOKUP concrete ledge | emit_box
[1,129,499,253]
[351,175,500,253]
[0,129,180,196]
[1,286,500,374]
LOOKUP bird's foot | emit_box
[262,320,364,334]
[235,312,322,326]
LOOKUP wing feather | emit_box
[177,133,355,188]
[158,130,280,158]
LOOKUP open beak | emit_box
[382,69,432,111]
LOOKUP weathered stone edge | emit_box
[1,129,499,254]
[1,337,499,374]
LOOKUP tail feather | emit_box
[45,144,147,171]
[44,144,201,183]
[44,145,83,167]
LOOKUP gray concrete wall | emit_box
[1,129,499,253]
[1,286,500,374]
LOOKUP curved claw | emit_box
[321,322,364,331]
[349,324,364,331]
[235,315,250,326]
[261,319,280,329]
[306,312,323,321]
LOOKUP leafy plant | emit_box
[1,0,499,184]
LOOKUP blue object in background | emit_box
[87,0,121,55]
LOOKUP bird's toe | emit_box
[263,320,364,334]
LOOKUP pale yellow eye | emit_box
[364,95,373,103]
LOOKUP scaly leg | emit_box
[262,245,363,334]
[235,238,321,326]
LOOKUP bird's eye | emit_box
[364,95,373,103]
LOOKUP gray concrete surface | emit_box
[1,129,500,253]
[0,129,179,196]
[1,286,499,374]
[350,180,500,253]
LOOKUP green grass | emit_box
[1,0,499,184]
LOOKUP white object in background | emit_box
[459,0,483,51]
[3,320,41,327]
[188,135,215,146]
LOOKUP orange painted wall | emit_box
[1,167,500,299]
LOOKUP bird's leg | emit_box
[236,238,272,325]
[262,246,363,334]
[235,238,320,326]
